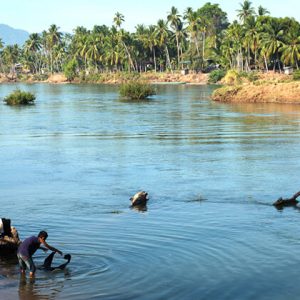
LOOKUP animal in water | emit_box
[39,251,71,271]
[273,191,300,208]
[130,191,148,206]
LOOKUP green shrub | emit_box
[4,89,36,105]
[293,70,300,81]
[119,80,155,100]
[63,59,78,81]
[208,69,226,83]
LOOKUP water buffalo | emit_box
[130,191,148,206]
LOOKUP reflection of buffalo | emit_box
[273,191,300,208]
[130,191,148,206]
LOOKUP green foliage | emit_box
[293,70,300,80]
[119,80,156,100]
[63,59,78,81]
[208,69,226,83]
[32,74,49,81]
[4,89,36,105]
[223,69,240,85]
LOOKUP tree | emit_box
[167,6,182,68]
[257,6,270,16]
[237,0,256,24]
[155,19,172,71]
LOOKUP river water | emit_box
[1,83,300,299]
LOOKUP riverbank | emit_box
[212,72,300,104]
[0,71,209,85]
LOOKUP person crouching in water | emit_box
[17,231,62,278]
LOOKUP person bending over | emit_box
[17,231,62,278]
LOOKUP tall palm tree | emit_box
[237,0,256,24]
[155,19,172,71]
[24,33,42,73]
[260,18,284,71]
[184,8,201,58]
[167,6,182,68]
[113,12,124,29]
[280,25,300,69]
[47,24,62,73]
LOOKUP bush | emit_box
[208,69,226,83]
[119,80,155,100]
[63,59,78,81]
[293,70,300,81]
[4,89,36,105]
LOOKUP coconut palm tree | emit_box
[155,19,172,71]
[257,6,270,16]
[237,0,256,24]
[260,18,284,71]
[24,33,42,73]
[46,24,62,73]
[184,8,201,58]
[280,25,300,69]
[113,12,124,29]
[167,6,182,68]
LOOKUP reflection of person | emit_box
[17,231,62,278]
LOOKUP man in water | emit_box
[17,231,62,278]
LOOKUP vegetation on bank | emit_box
[4,89,36,105]
[211,70,300,103]
[119,80,156,100]
[0,1,300,82]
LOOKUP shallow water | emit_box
[1,83,300,299]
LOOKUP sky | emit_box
[1,0,300,33]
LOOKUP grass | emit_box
[4,89,36,105]
[119,80,156,100]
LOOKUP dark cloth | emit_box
[17,236,40,258]
[1,218,12,237]
[39,252,71,271]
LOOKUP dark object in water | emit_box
[0,219,21,256]
[273,191,300,207]
[39,252,71,271]
[130,191,148,206]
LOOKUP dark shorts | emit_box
[17,253,36,273]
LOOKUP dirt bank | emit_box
[0,71,209,85]
[212,72,300,104]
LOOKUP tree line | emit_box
[0,1,300,78]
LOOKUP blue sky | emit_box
[1,0,299,33]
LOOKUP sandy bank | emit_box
[212,72,300,104]
[0,72,209,85]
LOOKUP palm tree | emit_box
[237,0,256,24]
[155,19,172,71]
[24,33,42,73]
[47,24,62,73]
[260,18,284,71]
[113,12,124,29]
[257,6,270,16]
[167,6,182,68]
[2,44,20,77]
[280,25,300,69]
[184,8,201,58]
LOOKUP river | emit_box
[1,83,300,299]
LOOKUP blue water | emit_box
[1,83,300,299]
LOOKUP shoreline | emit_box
[212,72,300,104]
[0,72,209,85]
